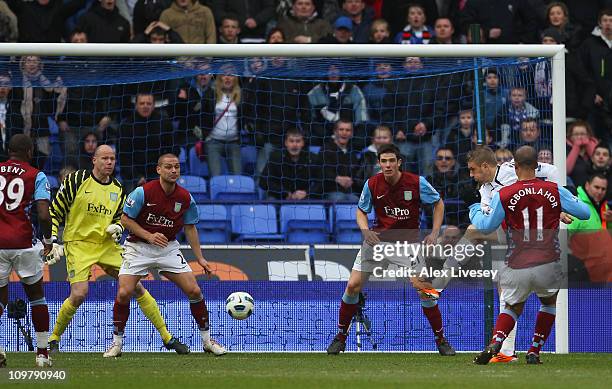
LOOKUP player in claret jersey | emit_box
[105,153,226,357]
[469,146,590,365]
[327,144,456,355]
[0,134,53,367]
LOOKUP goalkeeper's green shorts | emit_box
[63,241,122,283]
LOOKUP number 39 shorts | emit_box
[119,240,192,276]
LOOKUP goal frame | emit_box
[0,43,569,353]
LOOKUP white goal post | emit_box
[0,42,569,353]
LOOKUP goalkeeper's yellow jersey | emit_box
[50,170,126,243]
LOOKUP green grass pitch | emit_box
[3,352,612,388]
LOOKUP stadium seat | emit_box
[177,175,207,202]
[333,204,375,244]
[179,147,188,174]
[230,205,283,242]
[241,145,258,175]
[188,147,210,177]
[196,205,230,243]
[280,204,329,243]
[210,175,257,200]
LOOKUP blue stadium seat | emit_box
[188,147,209,177]
[196,205,230,243]
[210,175,257,200]
[333,204,375,244]
[309,145,321,154]
[231,205,283,242]
[280,204,329,243]
[177,175,207,202]
[179,147,188,174]
[241,145,258,175]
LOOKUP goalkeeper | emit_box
[46,145,188,354]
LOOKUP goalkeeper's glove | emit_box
[106,224,124,243]
[45,237,63,265]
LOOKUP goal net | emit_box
[0,43,573,353]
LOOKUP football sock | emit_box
[421,300,444,344]
[337,292,359,341]
[50,298,77,342]
[112,300,130,343]
[189,296,211,344]
[499,295,516,356]
[528,305,556,355]
[136,290,172,344]
[491,309,518,346]
[30,298,49,357]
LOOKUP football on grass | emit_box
[226,292,254,320]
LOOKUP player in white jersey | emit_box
[461,146,563,363]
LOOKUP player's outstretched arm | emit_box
[558,185,591,220]
[469,192,506,234]
[184,224,212,275]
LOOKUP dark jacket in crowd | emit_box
[7,0,85,42]
[132,0,172,36]
[460,0,538,43]
[77,3,130,43]
[260,149,322,199]
[0,90,23,162]
[321,140,362,195]
[211,0,276,41]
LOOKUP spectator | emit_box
[500,86,539,148]
[159,0,216,44]
[132,0,172,36]
[568,173,612,282]
[266,27,285,43]
[369,18,391,43]
[211,0,275,43]
[0,0,18,42]
[445,108,474,168]
[538,146,553,165]
[362,59,400,128]
[0,72,23,162]
[568,173,610,231]
[58,165,76,183]
[77,0,130,43]
[7,0,85,43]
[118,92,175,189]
[131,20,184,43]
[277,0,332,44]
[395,56,435,176]
[394,3,434,44]
[495,148,513,164]
[337,0,374,43]
[171,59,215,142]
[20,55,67,170]
[543,1,583,51]
[318,15,354,43]
[260,128,321,200]
[307,63,369,147]
[429,17,459,44]
[471,126,496,151]
[68,131,98,171]
[567,120,600,188]
[485,68,508,128]
[357,125,394,179]
[217,14,241,44]
[460,0,537,44]
[579,8,612,144]
[516,117,541,150]
[588,142,612,199]
[321,119,362,201]
[426,147,467,226]
[382,0,438,37]
[205,70,243,177]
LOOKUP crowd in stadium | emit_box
[0,0,610,234]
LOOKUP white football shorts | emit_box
[0,241,45,287]
[499,261,563,306]
[119,240,191,276]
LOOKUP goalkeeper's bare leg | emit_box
[49,269,174,353]
[327,269,369,354]
[409,277,456,356]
